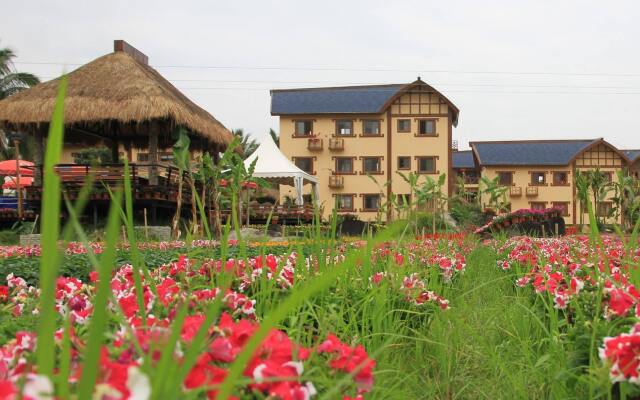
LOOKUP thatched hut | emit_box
[0,40,234,186]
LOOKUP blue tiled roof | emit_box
[452,151,476,169]
[624,150,640,162]
[472,140,596,166]
[271,85,404,115]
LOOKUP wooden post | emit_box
[14,139,23,218]
[33,127,44,187]
[149,122,159,186]
[143,207,149,239]
[111,137,119,163]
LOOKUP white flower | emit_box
[127,366,151,400]
[23,374,54,400]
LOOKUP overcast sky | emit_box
[3,0,640,150]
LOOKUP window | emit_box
[335,195,354,211]
[335,158,354,174]
[397,119,411,133]
[335,120,353,136]
[597,202,613,218]
[417,156,436,174]
[397,156,411,170]
[530,202,546,211]
[137,153,149,162]
[294,120,313,136]
[497,172,513,186]
[159,152,173,162]
[397,194,411,205]
[553,171,569,186]
[552,202,570,216]
[362,194,381,211]
[418,119,436,136]
[603,172,613,182]
[362,157,382,174]
[362,120,381,136]
[294,157,314,174]
[531,171,546,185]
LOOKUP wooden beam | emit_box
[149,121,159,186]
[33,126,44,186]
[113,40,149,65]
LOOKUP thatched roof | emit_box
[0,41,233,147]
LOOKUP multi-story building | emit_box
[271,79,460,221]
[453,139,630,225]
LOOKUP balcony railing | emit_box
[328,138,344,151]
[509,186,522,197]
[328,175,344,189]
[526,186,538,197]
[307,138,323,151]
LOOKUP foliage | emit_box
[0,46,40,100]
[0,230,18,245]
[232,128,259,158]
[72,146,114,164]
[479,175,509,213]
[269,128,279,146]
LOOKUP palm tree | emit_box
[0,47,40,100]
[575,171,590,229]
[232,129,259,158]
[269,129,279,146]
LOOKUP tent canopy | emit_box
[244,137,318,186]
[243,137,318,205]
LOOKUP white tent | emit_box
[244,137,319,206]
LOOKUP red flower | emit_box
[609,288,636,317]
[0,285,8,302]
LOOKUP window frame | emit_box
[334,119,355,137]
[361,193,382,212]
[415,156,438,174]
[333,157,356,175]
[361,156,383,175]
[597,201,613,218]
[497,171,514,186]
[396,193,411,206]
[529,201,547,211]
[397,156,411,170]
[397,119,411,133]
[137,152,149,162]
[361,119,382,137]
[552,201,570,216]
[415,118,438,137]
[552,171,570,186]
[334,194,355,212]
[293,120,314,137]
[293,157,315,175]
[530,171,547,186]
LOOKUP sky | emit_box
[3,0,640,150]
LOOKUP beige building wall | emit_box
[277,88,455,221]
[481,166,574,225]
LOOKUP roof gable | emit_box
[471,140,597,166]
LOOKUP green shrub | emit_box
[0,230,18,245]
[449,198,484,228]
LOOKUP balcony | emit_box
[328,175,344,189]
[328,138,344,151]
[307,138,323,151]
[509,186,522,197]
[526,186,538,197]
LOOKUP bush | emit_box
[449,199,484,228]
[0,230,18,245]
[416,212,450,232]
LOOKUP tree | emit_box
[575,171,590,229]
[587,168,610,226]
[479,176,508,213]
[269,129,279,146]
[232,129,259,158]
[0,47,40,100]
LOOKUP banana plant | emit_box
[575,171,590,229]
[479,176,508,213]
[170,129,191,239]
[415,173,447,234]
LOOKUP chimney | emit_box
[114,40,149,65]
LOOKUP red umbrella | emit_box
[0,160,34,177]
[3,176,33,189]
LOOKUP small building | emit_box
[466,138,629,225]
[0,40,234,223]
[271,79,459,221]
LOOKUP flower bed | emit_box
[475,207,564,236]
[0,235,467,398]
